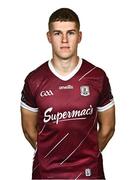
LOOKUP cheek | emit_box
[50,36,59,43]
[70,39,80,47]
[52,42,60,51]
[51,38,59,46]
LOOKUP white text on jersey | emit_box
[40,90,53,97]
[43,105,93,124]
[59,85,74,90]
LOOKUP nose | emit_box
[62,34,68,43]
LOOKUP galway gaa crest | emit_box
[80,86,90,96]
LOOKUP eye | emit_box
[68,31,75,35]
[54,32,61,36]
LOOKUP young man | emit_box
[21,8,115,179]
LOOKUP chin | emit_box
[60,56,72,60]
[57,54,72,60]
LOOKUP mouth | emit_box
[60,46,70,49]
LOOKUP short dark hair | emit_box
[48,8,80,30]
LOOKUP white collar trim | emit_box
[48,58,83,81]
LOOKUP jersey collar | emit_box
[48,58,83,81]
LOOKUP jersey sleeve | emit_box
[97,73,114,112]
[20,76,38,112]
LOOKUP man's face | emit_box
[47,21,82,60]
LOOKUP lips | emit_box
[60,46,70,49]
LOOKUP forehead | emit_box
[50,21,77,31]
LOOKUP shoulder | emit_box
[25,61,49,85]
[82,59,107,78]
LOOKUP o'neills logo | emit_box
[43,105,93,124]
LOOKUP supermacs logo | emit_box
[43,105,93,124]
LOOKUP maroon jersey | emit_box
[21,58,114,179]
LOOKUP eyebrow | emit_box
[52,29,77,33]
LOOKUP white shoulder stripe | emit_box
[97,99,115,112]
[20,101,38,112]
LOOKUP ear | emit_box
[47,32,52,43]
[78,31,82,43]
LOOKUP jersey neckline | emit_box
[48,58,83,81]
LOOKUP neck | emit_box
[51,56,79,76]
